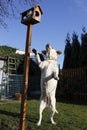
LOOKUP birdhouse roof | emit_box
[21,5,43,16]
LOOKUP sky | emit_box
[0,0,87,68]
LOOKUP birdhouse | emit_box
[21,5,43,25]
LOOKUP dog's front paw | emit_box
[32,49,37,55]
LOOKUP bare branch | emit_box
[0,0,42,28]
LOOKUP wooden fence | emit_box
[58,67,87,101]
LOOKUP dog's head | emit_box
[42,44,62,61]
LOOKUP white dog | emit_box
[32,44,61,126]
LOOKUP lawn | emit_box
[0,99,87,130]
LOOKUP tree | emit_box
[0,0,41,28]
[71,32,80,68]
[63,32,81,69]
[80,28,87,66]
[63,33,72,69]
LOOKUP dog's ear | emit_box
[42,50,46,55]
[56,50,62,55]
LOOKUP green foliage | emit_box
[71,32,80,68]
[63,33,72,69]
[0,45,16,57]
[80,32,87,66]
[63,28,87,69]
[0,45,24,74]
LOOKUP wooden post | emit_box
[20,24,32,130]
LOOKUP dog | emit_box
[32,44,61,126]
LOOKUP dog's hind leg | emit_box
[50,110,56,125]
[50,96,58,125]
[37,100,46,126]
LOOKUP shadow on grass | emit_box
[26,116,37,124]
[0,110,38,130]
[0,110,20,129]
[0,109,20,117]
[0,119,20,130]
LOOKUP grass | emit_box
[0,99,87,130]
